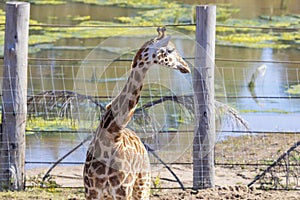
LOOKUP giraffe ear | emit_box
[156,36,171,48]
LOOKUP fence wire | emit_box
[0,59,299,190]
[0,22,299,190]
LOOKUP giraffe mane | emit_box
[132,27,167,68]
[132,40,154,69]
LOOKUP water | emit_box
[26,132,90,168]
[184,0,300,18]
[2,1,297,169]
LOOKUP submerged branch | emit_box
[28,90,249,187]
[215,101,250,131]
[27,90,249,132]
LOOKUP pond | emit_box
[1,0,299,169]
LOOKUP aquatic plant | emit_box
[0,9,5,26]
[29,35,58,45]
[217,33,291,49]
[1,2,300,55]
[116,3,192,25]
[113,2,300,49]
[239,108,290,114]
[286,84,300,95]
[72,0,169,9]
[26,116,103,133]
[26,0,66,5]
[69,15,91,21]
[25,90,249,135]
[216,4,240,21]
[216,14,300,49]
[0,9,5,51]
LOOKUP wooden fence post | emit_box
[193,5,216,189]
[0,2,30,191]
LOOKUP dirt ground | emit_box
[1,134,299,199]
[151,187,300,200]
[23,164,300,199]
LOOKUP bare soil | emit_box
[0,134,299,199]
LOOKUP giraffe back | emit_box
[84,128,150,199]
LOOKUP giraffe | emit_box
[83,27,190,200]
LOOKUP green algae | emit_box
[73,0,168,9]
[26,0,66,5]
[69,15,91,21]
[286,84,300,95]
[239,109,290,114]
[112,2,300,49]
[26,116,98,133]
[215,14,300,49]
[0,2,300,56]
[29,35,58,45]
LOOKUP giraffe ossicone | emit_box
[84,27,190,200]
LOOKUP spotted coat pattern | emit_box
[83,27,190,200]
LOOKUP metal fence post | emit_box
[0,2,30,191]
[193,5,216,189]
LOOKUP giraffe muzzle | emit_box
[177,64,191,73]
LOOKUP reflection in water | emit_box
[26,46,300,169]
[28,3,139,24]
[248,64,267,106]
[183,0,300,18]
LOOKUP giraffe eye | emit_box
[167,47,175,53]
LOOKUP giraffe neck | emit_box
[100,60,150,135]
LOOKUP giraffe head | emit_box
[133,27,190,74]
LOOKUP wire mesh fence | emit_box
[0,55,299,190]
[0,19,299,191]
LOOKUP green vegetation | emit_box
[0,9,5,49]
[216,15,300,49]
[239,108,290,114]
[26,117,78,132]
[0,188,85,200]
[28,2,300,50]
[116,3,192,25]
[151,174,162,194]
[28,174,61,190]
[26,0,66,5]
[73,0,169,9]
[0,1,299,55]
[26,117,98,133]
[285,84,300,95]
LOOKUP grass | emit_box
[0,188,85,200]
